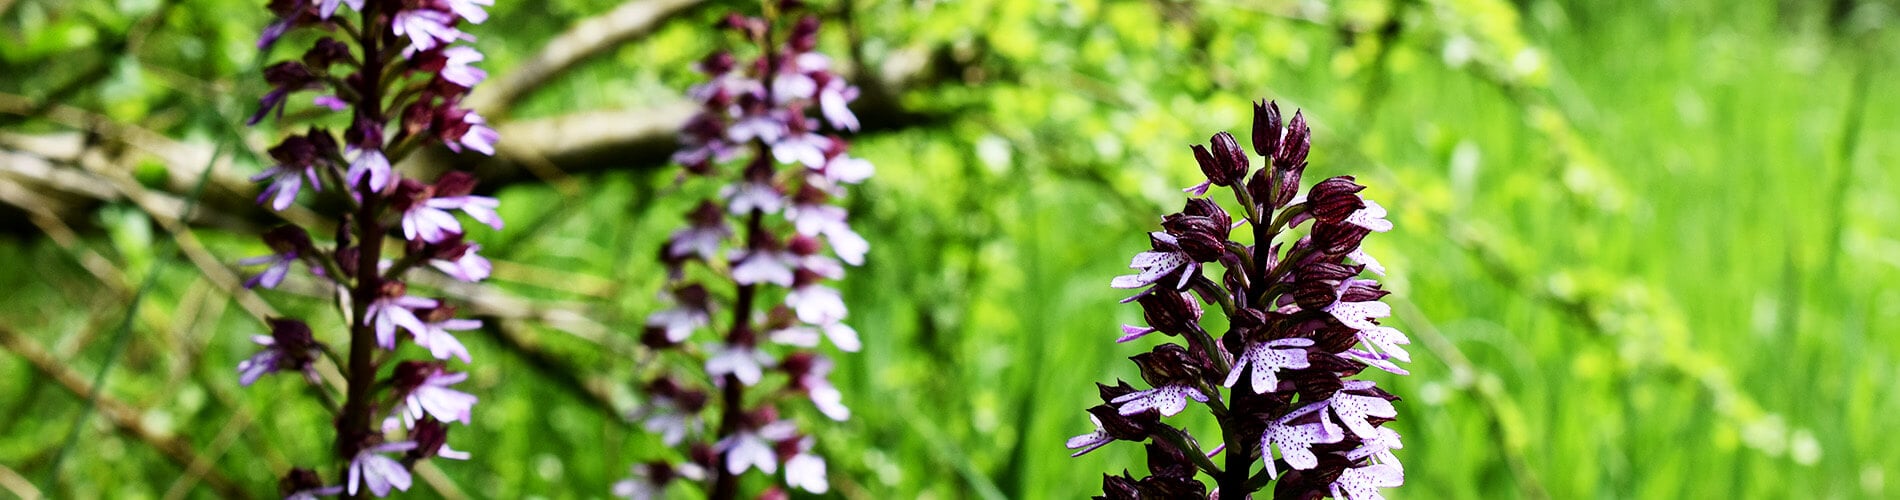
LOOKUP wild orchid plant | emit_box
[239,0,498,497]
[617,2,872,498]
[1068,101,1410,499]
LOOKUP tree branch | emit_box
[0,327,252,498]
[466,0,705,117]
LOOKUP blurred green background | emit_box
[3,0,1898,498]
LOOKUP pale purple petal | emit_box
[785,452,829,493]
[822,322,860,352]
[346,150,392,193]
[1066,415,1113,457]
[1116,324,1157,343]
[446,0,493,24]
[787,285,847,325]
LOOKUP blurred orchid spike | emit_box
[623,3,874,498]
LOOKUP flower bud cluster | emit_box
[621,3,872,498]
[238,0,498,495]
[1074,101,1410,499]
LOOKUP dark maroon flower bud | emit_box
[407,418,451,460]
[752,307,789,335]
[1131,343,1205,386]
[418,303,459,324]
[791,268,825,288]
[1225,307,1269,347]
[1161,215,1226,263]
[1300,261,1363,283]
[334,245,360,278]
[1180,198,1231,227]
[671,388,709,414]
[771,432,806,460]
[646,377,687,399]
[1190,143,1219,183]
[1340,280,1389,303]
[786,234,822,256]
[639,461,688,486]
[278,468,326,497]
[674,283,711,311]
[265,0,304,18]
[699,51,735,75]
[304,38,352,69]
[720,14,765,38]
[781,351,817,379]
[390,360,441,393]
[790,16,822,52]
[743,153,776,182]
[433,171,479,197]
[1136,291,1200,335]
[822,134,851,159]
[419,232,474,262]
[1097,380,1139,402]
[304,126,339,153]
[1274,109,1311,169]
[728,324,759,347]
[345,117,384,150]
[687,199,724,225]
[689,443,719,471]
[1085,405,1157,441]
[757,486,791,500]
[745,405,780,429]
[1206,131,1250,186]
[388,178,433,213]
[401,101,434,137]
[1096,471,1141,500]
[263,61,316,87]
[640,325,677,349]
[1306,176,1367,223]
[1138,473,1208,498]
[1293,279,1341,310]
[262,224,314,255]
[1273,468,1329,500]
[1246,164,1280,210]
[792,183,829,205]
[268,136,317,168]
[267,317,317,352]
[1310,220,1370,257]
[1255,134,1307,209]
[1145,440,1197,479]
[1252,100,1283,157]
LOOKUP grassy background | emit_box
[2,0,1897,498]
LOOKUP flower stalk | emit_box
[239,0,501,497]
[1074,100,1412,500]
[618,2,874,498]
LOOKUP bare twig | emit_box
[0,463,41,500]
[0,327,252,498]
[465,0,706,117]
[412,463,469,500]
[161,406,256,500]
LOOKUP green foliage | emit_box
[2,0,1898,498]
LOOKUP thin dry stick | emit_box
[0,327,251,498]
[411,463,470,500]
[465,0,706,116]
[162,406,256,500]
[0,464,41,500]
